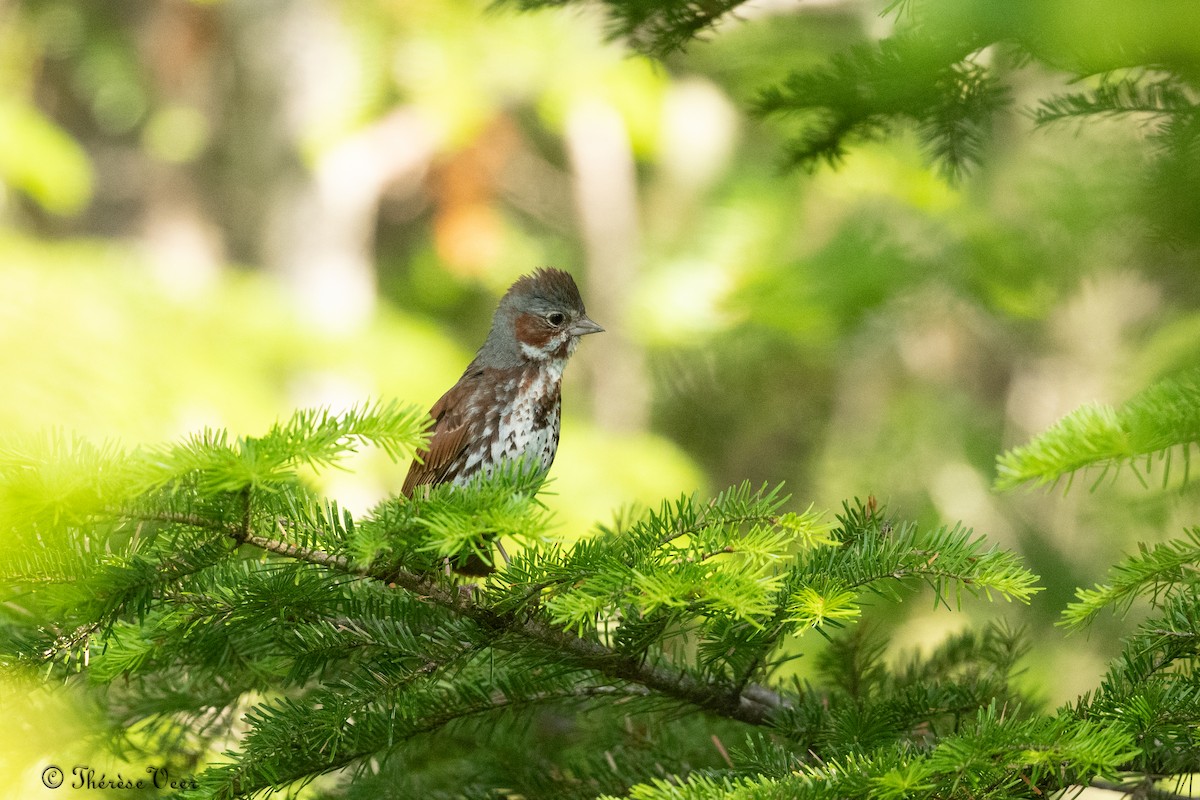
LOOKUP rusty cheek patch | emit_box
[514,313,554,350]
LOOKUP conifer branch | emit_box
[500,0,748,56]
[1032,78,1198,126]
[995,370,1200,491]
[244,532,356,573]
[125,510,355,575]
[384,572,784,725]
[1061,528,1200,629]
[198,515,786,726]
[11,402,1166,797]
[216,680,661,798]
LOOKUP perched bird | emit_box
[402,268,603,574]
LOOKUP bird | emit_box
[402,268,604,575]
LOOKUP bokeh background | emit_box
[2,0,1199,791]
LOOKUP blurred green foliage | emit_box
[1,0,1199,795]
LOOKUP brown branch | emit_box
[381,558,782,724]
[244,532,356,573]
[124,507,786,724]
[225,527,783,726]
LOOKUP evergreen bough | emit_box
[504,0,1200,240]
[1,377,1197,797]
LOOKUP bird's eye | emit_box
[547,312,566,326]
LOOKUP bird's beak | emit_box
[569,315,605,337]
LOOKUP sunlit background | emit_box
[2,0,1199,793]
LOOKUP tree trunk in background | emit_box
[565,98,649,433]
[139,1,225,296]
[275,107,442,333]
[221,0,446,333]
[212,0,308,272]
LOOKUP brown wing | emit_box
[401,377,475,497]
